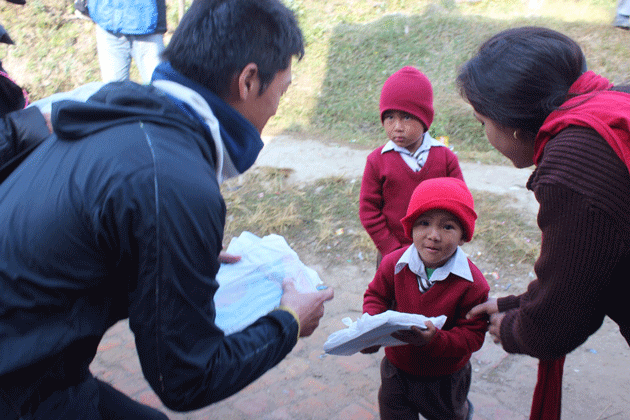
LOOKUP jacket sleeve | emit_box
[107,163,298,412]
[0,107,50,168]
[359,152,403,255]
[499,183,624,359]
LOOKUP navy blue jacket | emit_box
[0,82,298,416]
[0,106,50,173]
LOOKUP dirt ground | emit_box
[247,135,630,419]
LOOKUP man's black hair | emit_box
[163,0,304,98]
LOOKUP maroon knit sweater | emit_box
[359,145,463,256]
[363,246,489,377]
[498,126,630,359]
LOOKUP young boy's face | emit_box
[382,110,426,154]
[412,209,465,269]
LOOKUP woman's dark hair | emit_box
[162,0,304,98]
[456,26,586,134]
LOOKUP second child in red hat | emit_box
[359,66,465,268]
[361,177,489,420]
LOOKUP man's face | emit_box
[242,62,293,133]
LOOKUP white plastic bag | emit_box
[214,231,322,334]
[323,311,447,356]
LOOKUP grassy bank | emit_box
[0,0,622,266]
[1,0,626,161]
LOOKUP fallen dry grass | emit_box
[222,167,541,271]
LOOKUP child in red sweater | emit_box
[359,66,464,267]
[362,177,489,420]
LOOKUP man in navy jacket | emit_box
[0,1,334,418]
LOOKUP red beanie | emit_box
[379,66,434,130]
[401,177,477,242]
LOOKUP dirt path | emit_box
[92,135,628,420]
[248,135,630,419]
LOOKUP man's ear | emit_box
[236,63,259,101]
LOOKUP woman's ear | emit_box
[514,128,537,144]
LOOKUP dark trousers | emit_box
[1,376,169,420]
[96,380,169,420]
[378,356,472,420]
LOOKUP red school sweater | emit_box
[363,246,490,377]
[359,145,463,256]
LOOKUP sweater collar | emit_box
[151,62,263,182]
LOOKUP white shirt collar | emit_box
[381,132,445,155]
[395,245,473,283]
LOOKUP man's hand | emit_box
[218,251,241,264]
[280,280,334,337]
[391,321,437,347]
[43,112,53,133]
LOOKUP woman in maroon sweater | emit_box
[458,26,630,419]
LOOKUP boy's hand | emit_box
[391,321,437,347]
[360,345,381,354]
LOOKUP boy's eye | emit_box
[444,223,456,230]
[416,220,429,226]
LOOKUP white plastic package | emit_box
[214,231,322,335]
[323,311,447,356]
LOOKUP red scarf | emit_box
[530,357,565,420]
[534,71,630,170]
[530,72,630,420]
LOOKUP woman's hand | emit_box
[466,298,498,319]
[488,312,506,344]
[467,298,505,344]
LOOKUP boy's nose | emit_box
[427,227,440,240]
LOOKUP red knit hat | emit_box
[379,66,434,130]
[401,177,477,242]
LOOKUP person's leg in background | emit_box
[95,25,132,82]
[130,33,165,85]
[613,0,630,29]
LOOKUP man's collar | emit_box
[151,62,263,181]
